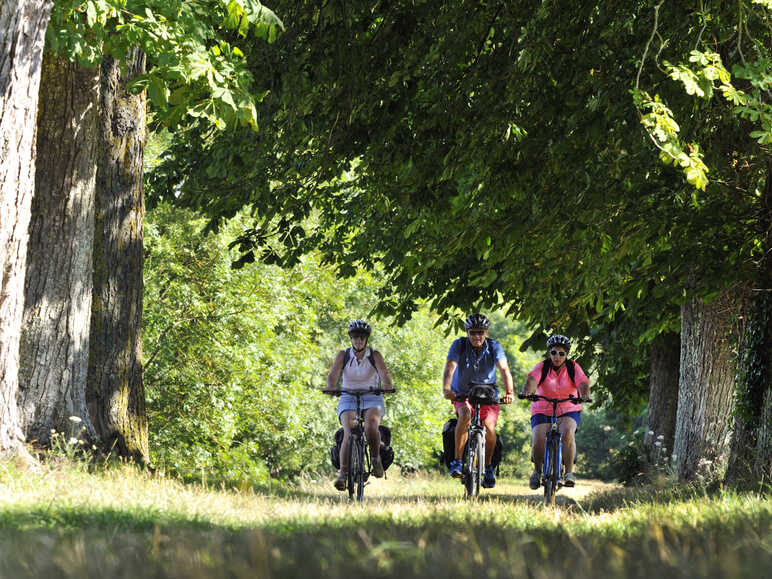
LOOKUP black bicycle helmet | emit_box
[464,313,490,330]
[347,319,372,336]
[546,334,571,351]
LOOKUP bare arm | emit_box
[577,378,590,400]
[372,350,394,391]
[325,350,345,391]
[522,375,538,396]
[497,358,514,404]
[442,359,458,400]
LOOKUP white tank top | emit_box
[341,347,380,391]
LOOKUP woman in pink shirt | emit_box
[521,335,590,490]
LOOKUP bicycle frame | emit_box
[457,384,499,498]
[519,393,586,506]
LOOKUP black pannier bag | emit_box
[330,425,394,471]
[440,418,504,471]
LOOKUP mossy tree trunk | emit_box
[18,55,99,446]
[643,331,680,468]
[87,49,148,462]
[674,288,744,482]
[726,165,772,489]
[0,0,52,458]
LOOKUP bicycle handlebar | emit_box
[455,394,501,405]
[517,393,592,403]
[322,388,396,396]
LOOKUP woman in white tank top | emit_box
[324,320,394,491]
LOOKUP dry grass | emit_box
[0,461,770,578]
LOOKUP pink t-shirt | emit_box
[527,360,588,416]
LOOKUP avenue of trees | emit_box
[1,1,770,488]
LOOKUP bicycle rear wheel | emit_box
[348,435,365,501]
[465,431,483,497]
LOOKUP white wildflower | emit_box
[68,437,79,445]
[69,416,82,423]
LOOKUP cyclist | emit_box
[442,313,514,488]
[325,319,394,491]
[520,334,590,489]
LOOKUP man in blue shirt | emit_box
[442,313,514,488]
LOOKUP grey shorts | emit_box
[337,392,385,423]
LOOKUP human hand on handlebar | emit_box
[443,389,456,401]
[501,391,514,404]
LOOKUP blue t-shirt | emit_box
[447,337,506,395]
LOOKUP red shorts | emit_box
[453,400,500,423]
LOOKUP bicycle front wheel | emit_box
[348,435,365,501]
[544,439,560,506]
[465,431,483,497]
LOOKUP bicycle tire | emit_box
[543,439,556,506]
[465,431,482,497]
[348,434,364,501]
[356,441,366,501]
[551,437,561,505]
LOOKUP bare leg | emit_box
[483,416,497,466]
[338,410,356,474]
[454,405,472,460]
[532,423,549,472]
[364,407,383,461]
[558,415,578,474]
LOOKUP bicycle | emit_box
[518,393,591,506]
[455,383,500,498]
[323,387,395,501]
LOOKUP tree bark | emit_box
[643,331,680,468]
[18,55,100,447]
[86,50,148,462]
[674,288,744,482]
[726,163,772,489]
[755,386,772,485]
[0,0,52,457]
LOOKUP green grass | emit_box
[0,461,770,578]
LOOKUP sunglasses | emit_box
[468,330,486,336]
[549,350,567,357]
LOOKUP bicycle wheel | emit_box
[465,431,482,497]
[347,434,364,501]
[543,439,555,506]
[356,442,366,501]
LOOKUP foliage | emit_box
[143,202,563,482]
[143,203,465,483]
[47,0,283,130]
[735,292,770,429]
[576,407,643,482]
[146,0,767,422]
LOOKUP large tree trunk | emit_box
[86,50,148,462]
[643,331,680,468]
[0,0,52,457]
[674,288,744,482]
[756,386,772,485]
[18,56,99,447]
[726,164,772,489]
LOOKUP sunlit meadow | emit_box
[0,459,769,578]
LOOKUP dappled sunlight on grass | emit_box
[0,462,770,578]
